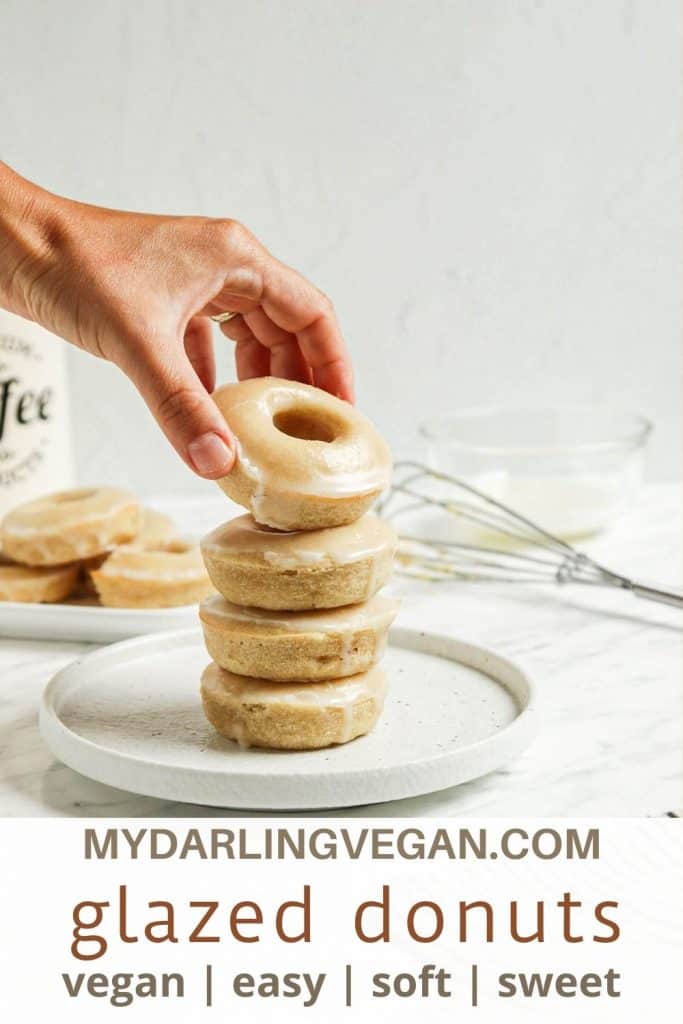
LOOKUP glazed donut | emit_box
[0,558,80,603]
[90,539,213,608]
[77,508,177,598]
[199,592,400,681]
[200,662,387,749]
[134,508,176,547]
[1,487,141,566]
[200,512,397,610]
[212,377,392,530]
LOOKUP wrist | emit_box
[0,162,65,323]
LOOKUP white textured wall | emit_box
[2,0,681,494]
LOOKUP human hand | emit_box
[0,164,353,478]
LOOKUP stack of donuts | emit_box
[198,377,399,751]
[0,488,212,608]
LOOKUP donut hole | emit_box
[273,408,340,444]
[54,488,97,503]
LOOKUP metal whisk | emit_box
[377,462,683,609]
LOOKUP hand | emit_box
[0,163,353,478]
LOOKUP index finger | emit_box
[259,260,355,402]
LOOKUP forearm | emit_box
[0,162,63,321]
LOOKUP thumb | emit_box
[126,341,235,480]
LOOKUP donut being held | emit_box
[0,558,80,603]
[212,377,392,530]
[201,512,397,610]
[1,487,141,566]
[200,662,387,749]
[91,539,213,608]
[200,592,400,681]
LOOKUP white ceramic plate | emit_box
[0,495,242,644]
[0,597,200,644]
[40,626,535,810]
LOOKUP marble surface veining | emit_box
[0,483,680,818]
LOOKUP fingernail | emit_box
[188,432,234,477]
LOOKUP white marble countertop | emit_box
[1,484,680,818]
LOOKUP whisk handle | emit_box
[630,582,683,610]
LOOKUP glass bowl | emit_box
[419,406,652,539]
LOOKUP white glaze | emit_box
[2,487,139,537]
[99,566,207,582]
[202,661,387,708]
[199,592,401,634]
[201,512,397,570]
[95,543,208,584]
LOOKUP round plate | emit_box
[39,627,536,810]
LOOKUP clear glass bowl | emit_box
[419,406,652,539]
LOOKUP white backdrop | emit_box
[1,0,680,494]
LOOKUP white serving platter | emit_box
[39,626,535,810]
[0,494,242,644]
[0,596,200,644]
